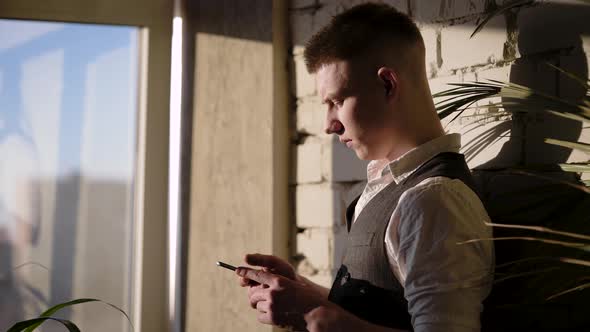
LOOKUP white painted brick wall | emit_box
[291,0,409,47]
[411,0,487,22]
[295,181,356,228]
[296,228,332,270]
[291,0,316,9]
[295,183,335,228]
[290,9,314,48]
[295,135,361,186]
[295,137,323,184]
[428,73,463,96]
[419,23,442,78]
[583,35,590,62]
[440,16,506,71]
[476,65,511,82]
[296,95,325,136]
[516,2,590,56]
[294,51,316,98]
[557,127,590,165]
[315,0,409,26]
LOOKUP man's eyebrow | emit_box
[321,94,335,104]
[321,91,343,103]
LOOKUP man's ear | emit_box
[377,67,398,98]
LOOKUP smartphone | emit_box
[216,261,237,271]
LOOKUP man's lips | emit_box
[339,138,352,147]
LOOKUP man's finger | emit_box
[236,267,277,285]
[257,311,272,325]
[247,283,266,298]
[256,300,269,313]
[239,277,260,287]
[249,288,269,309]
[245,253,283,268]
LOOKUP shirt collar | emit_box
[366,133,462,184]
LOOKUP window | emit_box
[0,19,138,332]
[0,1,173,331]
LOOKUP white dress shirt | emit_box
[353,133,494,332]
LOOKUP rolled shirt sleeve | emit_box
[385,177,494,332]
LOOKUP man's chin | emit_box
[354,149,373,161]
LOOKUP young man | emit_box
[236,3,494,332]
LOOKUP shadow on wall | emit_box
[469,3,590,330]
[473,2,589,170]
[472,3,590,230]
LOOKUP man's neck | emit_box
[385,129,445,162]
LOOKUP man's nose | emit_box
[324,119,343,135]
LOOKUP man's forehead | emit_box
[316,61,352,98]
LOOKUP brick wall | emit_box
[289,0,590,287]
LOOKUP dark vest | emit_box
[328,152,478,331]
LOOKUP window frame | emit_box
[0,1,173,331]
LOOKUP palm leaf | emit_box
[559,257,590,268]
[435,80,590,125]
[484,222,590,241]
[546,282,590,301]
[493,267,560,284]
[546,110,590,124]
[545,62,590,89]
[558,163,590,173]
[457,236,590,252]
[545,138,590,154]
[494,256,590,269]
[21,298,133,332]
[505,169,590,193]
[12,262,50,271]
[8,317,80,332]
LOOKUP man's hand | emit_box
[305,306,341,332]
[238,253,296,287]
[304,305,359,332]
[236,266,326,330]
[304,306,404,332]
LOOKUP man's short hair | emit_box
[303,3,423,73]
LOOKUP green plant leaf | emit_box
[8,317,80,332]
[493,267,561,284]
[546,110,590,124]
[503,168,590,193]
[484,221,590,241]
[471,0,536,38]
[12,261,50,272]
[458,236,590,252]
[558,163,590,173]
[545,138,590,154]
[22,298,133,332]
[434,79,590,124]
[559,257,590,268]
[494,256,590,269]
[546,282,590,301]
[545,62,590,89]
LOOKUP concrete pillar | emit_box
[185,1,289,331]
